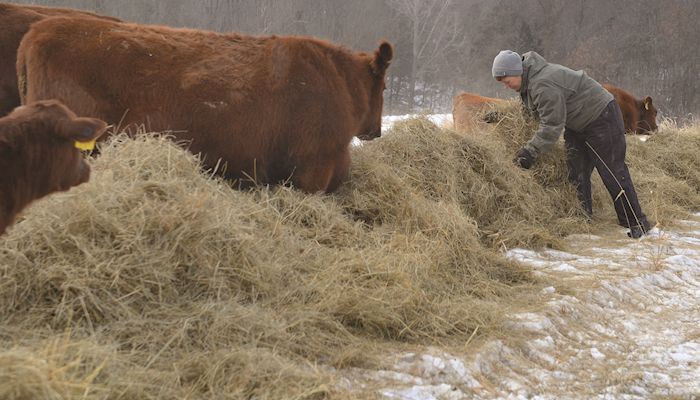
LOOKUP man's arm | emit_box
[524,82,566,157]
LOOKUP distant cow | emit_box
[452,92,508,133]
[602,84,657,134]
[0,100,107,235]
[17,17,393,193]
[0,3,118,117]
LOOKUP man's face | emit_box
[496,75,522,91]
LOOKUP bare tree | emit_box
[5,0,698,117]
[385,0,466,111]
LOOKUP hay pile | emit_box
[344,113,585,250]
[0,109,697,398]
[478,100,700,227]
[0,133,537,399]
[625,121,700,225]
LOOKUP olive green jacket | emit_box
[519,51,613,157]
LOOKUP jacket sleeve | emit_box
[524,82,566,157]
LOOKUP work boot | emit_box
[627,219,652,239]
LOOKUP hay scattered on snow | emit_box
[0,110,697,398]
[0,132,537,398]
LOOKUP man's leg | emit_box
[564,128,595,216]
[583,101,650,236]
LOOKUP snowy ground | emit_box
[340,213,700,399]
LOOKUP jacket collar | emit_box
[519,66,529,97]
[519,51,548,97]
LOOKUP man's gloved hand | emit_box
[482,110,504,123]
[514,147,535,169]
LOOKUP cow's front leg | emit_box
[293,150,348,194]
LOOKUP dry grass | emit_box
[0,336,111,400]
[625,120,700,226]
[0,107,697,398]
[0,131,537,399]
[356,112,585,248]
[483,100,700,227]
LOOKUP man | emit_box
[492,50,651,238]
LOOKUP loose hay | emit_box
[625,122,700,225]
[344,114,585,249]
[470,100,700,228]
[0,132,537,399]
[1,111,697,398]
[0,337,110,400]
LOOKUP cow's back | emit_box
[0,3,117,117]
[603,84,640,134]
[20,18,307,164]
[452,92,507,133]
[602,84,658,134]
[0,4,45,116]
[18,16,390,192]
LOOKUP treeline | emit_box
[6,0,699,118]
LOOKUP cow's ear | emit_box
[371,41,393,75]
[643,96,653,111]
[59,117,108,142]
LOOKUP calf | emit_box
[0,100,107,235]
[17,16,393,193]
[452,92,508,133]
[603,84,658,134]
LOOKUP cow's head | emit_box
[637,96,658,134]
[357,41,393,141]
[2,100,108,196]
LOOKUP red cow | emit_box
[0,100,107,235]
[17,16,393,193]
[452,92,508,133]
[0,3,119,117]
[603,84,658,134]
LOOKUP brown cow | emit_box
[602,84,658,134]
[17,16,393,193]
[452,92,508,133]
[0,3,118,117]
[0,100,107,235]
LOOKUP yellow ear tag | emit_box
[74,139,96,151]
[644,102,649,111]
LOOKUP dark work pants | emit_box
[564,100,649,229]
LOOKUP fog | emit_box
[8,0,699,118]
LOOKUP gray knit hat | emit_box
[492,50,523,78]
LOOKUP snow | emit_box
[339,211,700,399]
[590,347,606,360]
[381,384,465,400]
[340,113,700,398]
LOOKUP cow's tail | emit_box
[17,59,28,105]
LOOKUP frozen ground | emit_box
[340,213,700,399]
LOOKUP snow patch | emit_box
[340,213,700,398]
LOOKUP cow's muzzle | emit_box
[357,130,381,141]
